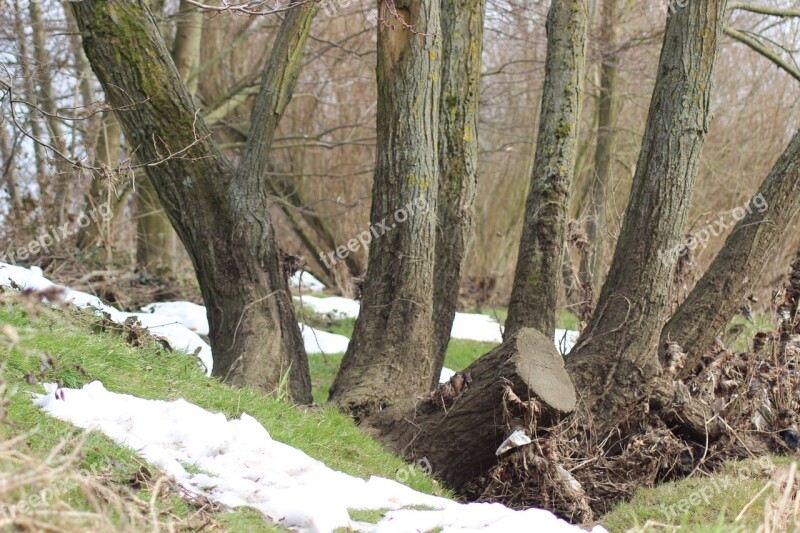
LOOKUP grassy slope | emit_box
[0,303,446,531]
[3,294,793,533]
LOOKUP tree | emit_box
[579,0,620,298]
[504,0,588,340]
[430,0,486,386]
[71,0,316,402]
[328,0,442,418]
[565,0,730,428]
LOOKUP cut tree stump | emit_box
[366,327,577,492]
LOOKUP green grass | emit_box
[0,303,449,530]
[601,456,796,532]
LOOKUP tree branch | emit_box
[724,26,800,83]
[728,1,800,18]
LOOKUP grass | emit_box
[0,301,449,531]
[601,456,798,532]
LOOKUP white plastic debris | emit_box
[495,429,532,456]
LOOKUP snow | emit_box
[141,301,209,335]
[0,263,213,375]
[33,381,606,533]
[301,324,351,354]
[290,271,326,293]
[295,295,360,319]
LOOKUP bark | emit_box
[661,131,800,374]
[579,0,619,294]
[367,328,576,492]
[171,0,203,97]
[430,0,486,388]
[71,0,316,402]
[136,0,202,274]
[504,0,588,340]
[328,0,442,419]
[566,0,729,428]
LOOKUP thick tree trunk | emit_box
[136,0,202,274]
[430,0,486,388]
[661,131,800,373]
[328,0,442,419]
[368,328,576,492]
[504,0,588,341]
[579,0,619,295]
[566,0,729,428]
[72,0,316,402]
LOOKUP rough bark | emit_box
[661,131,800,374]
[504,0,588,341]
[566,0,729,428]
[579,0,619,294]
[430,0,486,388]
[328,0,442,419]
[72,0,316,402]
[136,0,202,274]
[367,328,576,492]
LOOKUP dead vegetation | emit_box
[455,255,800,526]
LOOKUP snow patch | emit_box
[301,324,351,354]
[33,382,606,533]
[290,271,326,293]
[0,263,213,375]
[295,295,360,320]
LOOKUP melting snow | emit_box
[290,271,326,293]
[0,263,213,375]
[33,382,606,533]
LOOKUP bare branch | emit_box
[724,26,800,83]
[728,2,800,18]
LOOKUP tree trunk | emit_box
[328,0,442,419]
[566,0,729,429]
[0,124,22,213]
[504,0,588,341]
[136,174,177,273]
[13,4,48,218]
[367,328,576,492]
[136,0,202,275]
[29,0,71,226]
[72,0,316,403]
[579,0,619,296]
[430,0,486,388]
[661,131,800,373]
